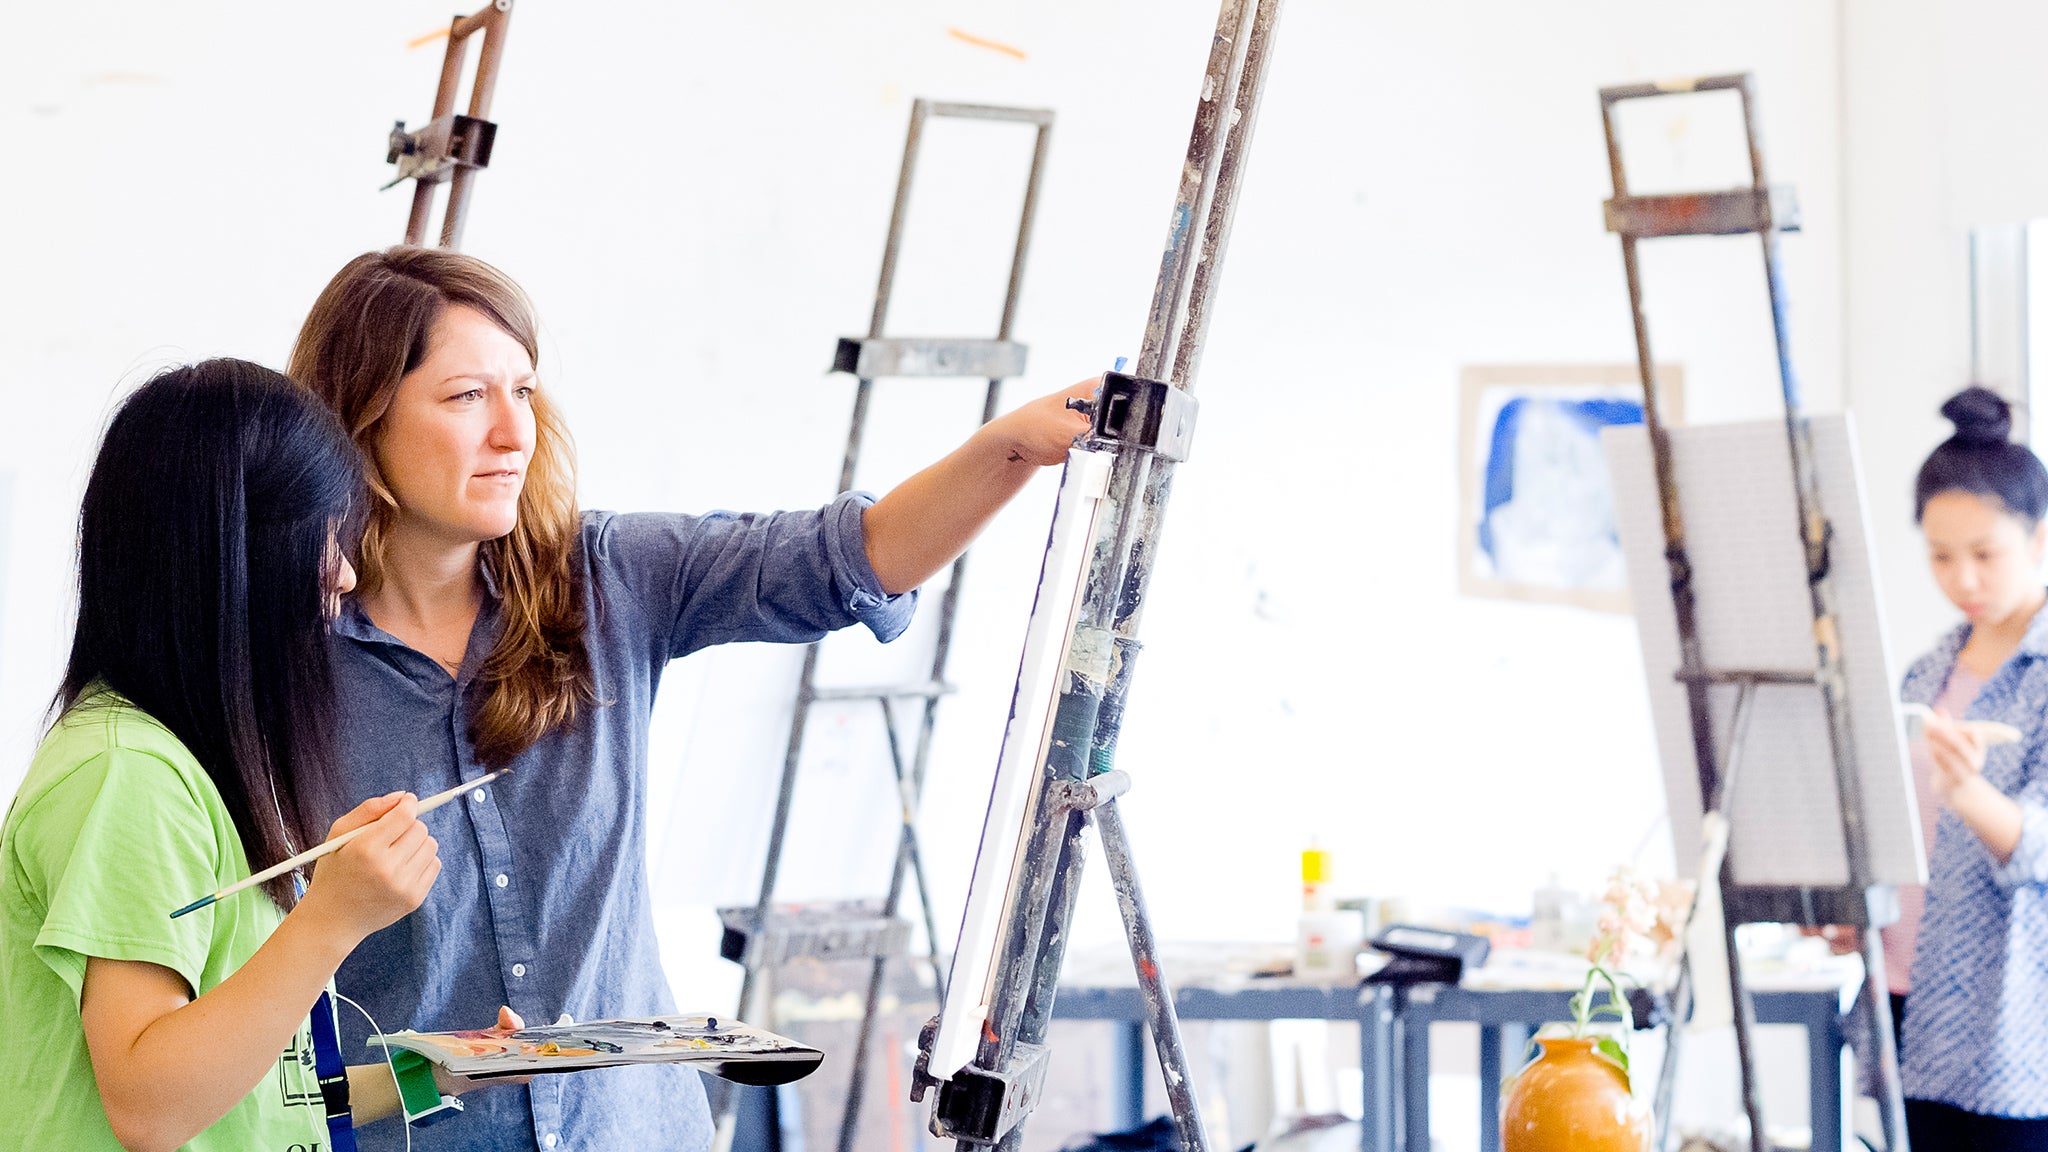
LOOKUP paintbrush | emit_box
[1901,702,2024,747]
[169,769,509,919]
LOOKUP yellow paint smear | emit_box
[408,25,452,50]
[946,27,1027,61]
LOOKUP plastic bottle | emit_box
[1295,841,1363,981]
[1531,872,1569,953]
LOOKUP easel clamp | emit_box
[910,1024,1047,1146]
[384,114,498,190]
[1048,770,1131,814]
[1086,372,1199,462]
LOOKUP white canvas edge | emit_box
[929,448,1114,1081]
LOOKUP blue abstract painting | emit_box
[1458,368,1662,610]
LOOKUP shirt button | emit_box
[471,789,487,803]
[544,1135,559,1149]
[513,963,527,978]
[495,874,509,888]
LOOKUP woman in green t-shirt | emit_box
[0,360,510,1152]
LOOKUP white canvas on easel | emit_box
[1604,414,1927,890]
[929,447,1114,1082]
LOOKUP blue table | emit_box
[1051,947,1855,1152]
[1396,983,1853,1152]
[1053,977,1399,1148]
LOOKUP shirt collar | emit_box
[1927,621,1971,669]
[477,548,504,601]
[330,595,385,644]
[2020,591,2048,656]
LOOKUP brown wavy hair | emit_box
[289,247,593,766]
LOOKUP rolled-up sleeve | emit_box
[817,492,917,640]
[586,494,916,660]
[1992,795,2048,889]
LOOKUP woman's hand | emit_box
[1920,709,2028,863]
[349,1007,532,1123]
[82,795,443,1152]
[432,1007,531,1096]
[1924,710,1989,807]
[297,793,441,944]
[482,1004,525,1036]
[976,377,1098,466]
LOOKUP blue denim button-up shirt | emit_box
[327,496,914,1152]
[1900,607,2048,1116]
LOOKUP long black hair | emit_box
[57,359,365,907]
[1914,386,2048,526]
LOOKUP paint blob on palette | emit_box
[369,1015,822,1087]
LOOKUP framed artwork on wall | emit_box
[1458,363,1683,614]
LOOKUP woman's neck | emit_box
[1961,585,2048,675]
[360,521,485,637]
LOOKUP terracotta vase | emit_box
[1500,1035,1650,1152]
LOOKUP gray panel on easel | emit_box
[1605,415,1927,888]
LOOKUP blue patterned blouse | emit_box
[1899,608,2048,1116]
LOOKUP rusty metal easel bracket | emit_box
[1604,186,1800,238]
[384,114,496,191]
[384,0,515,249]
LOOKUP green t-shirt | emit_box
[0,695,327,1152]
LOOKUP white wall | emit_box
[42,0,2036,1146]
[1842,0,2013,670]
[0,1,1865,994]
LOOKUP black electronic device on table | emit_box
[1362,924,1491,986]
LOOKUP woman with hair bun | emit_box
[1896,385,2048,1147]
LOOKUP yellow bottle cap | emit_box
[1301,848,1330,885]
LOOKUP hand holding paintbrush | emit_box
[172,771,503,920]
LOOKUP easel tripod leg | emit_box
[878,695,949,1003]
[1654,956,1692,1151]
[1857,922,1908,1150]
[1724,915,1769,1152]
[1094,798,1212,1152]
[982,805,1093,1152]
[839,697,951,1152]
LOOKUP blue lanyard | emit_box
[310,988,358,1152]
[293,872,356,1152]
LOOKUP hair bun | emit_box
[1942,385,2014,445]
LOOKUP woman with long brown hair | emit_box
[289,245,1094,1152]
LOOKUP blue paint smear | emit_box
[1477,396,1644,563]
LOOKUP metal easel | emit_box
[907,2,1285,1148]
[714,98,1055,1152]
[383,0,514,249]
[1600,73,1909,1152]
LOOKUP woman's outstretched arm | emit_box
[861,377,1098,595]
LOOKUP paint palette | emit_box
[368,1014,823,1087]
